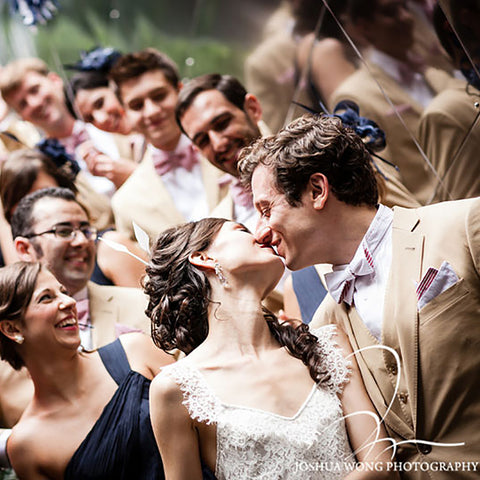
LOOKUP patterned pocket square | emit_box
[416,261,459,310]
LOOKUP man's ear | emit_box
[308,173,329,210]
[0,320,22,342]
[14,237,39,262]
[188,251,216,271]
[244,94,263,123]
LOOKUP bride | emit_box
[145,217,396,480]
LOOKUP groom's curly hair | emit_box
[143,217,331,385]
[238,114,379,207]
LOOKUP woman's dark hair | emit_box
[0,149,77,223]
[0,262,42,370]
[144,218,331,385]
[65,70,110,119]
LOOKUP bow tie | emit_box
[398,54,426,86]
[152,144,198,176]
[76,298,91,331]
[219,175,253,208]
[325,246,375,305]
[60,126,90,156]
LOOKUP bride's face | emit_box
[207,221,285,290]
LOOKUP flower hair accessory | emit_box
[65,47,122,73]
[291,99,398,178]
[36,138,81,176]
[332,100,386,153]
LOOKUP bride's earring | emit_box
[214,262,229,287]
[14,334,24,345]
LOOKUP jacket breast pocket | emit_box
[419,278,470,326]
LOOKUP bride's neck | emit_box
[204,287,278,357]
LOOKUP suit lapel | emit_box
[366,63,424,116]
[140,151,186,226]
[383,207,424,431]
[199,156,226,211]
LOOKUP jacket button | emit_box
[418,444,432,455]
[388,364,398,375]
[398,392,408,403]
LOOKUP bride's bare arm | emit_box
[335,328,399,479]
[149,374,204,480]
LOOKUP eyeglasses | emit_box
[25,225,98,241]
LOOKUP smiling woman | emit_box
[0,261,173,479]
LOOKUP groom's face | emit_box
[251,164,318,271]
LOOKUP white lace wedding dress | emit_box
[160,325,354,479]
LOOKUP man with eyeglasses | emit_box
[11,187,150,350]
[0,187,151,467]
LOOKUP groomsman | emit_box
[176,73,285,312]
[176,73,265,231]
[240,113,480,479]
[110,50,225,241]
[0,58,117,229]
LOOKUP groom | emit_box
[239,114,480,478]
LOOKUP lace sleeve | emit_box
[310,324,351,395]
[158,363,221,425]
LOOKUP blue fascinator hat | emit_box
[65,46,122,73]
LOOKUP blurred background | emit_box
[0,0,281,81]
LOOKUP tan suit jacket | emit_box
[311,198,480,478]
[245,31,310,134]
[0,282,150,428]
[111,149,225,241]
[331,63,452,205]
[418,80,480,202]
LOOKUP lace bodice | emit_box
[160,325,354,479]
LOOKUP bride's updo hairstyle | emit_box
[144,218,331,385]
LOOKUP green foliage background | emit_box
[0,0,280,81]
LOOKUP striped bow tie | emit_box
[324,245,375,305]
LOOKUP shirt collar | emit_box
[73,286,88,302]
[368,48,411,85]
[334,204,393,272]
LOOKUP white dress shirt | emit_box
[369,48,434,108]
[331,205,393,341]
[149,135,209,222]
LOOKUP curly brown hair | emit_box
[238,113,379,207]
[0,262,42,370]
[143,217,331,385]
